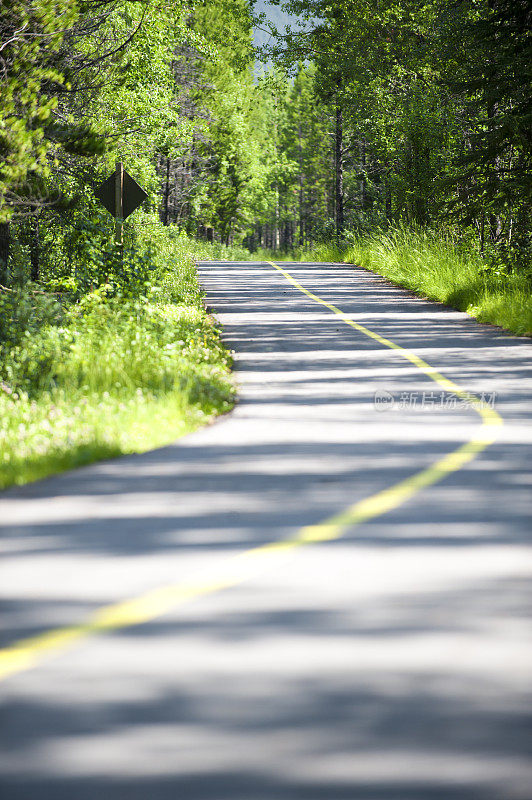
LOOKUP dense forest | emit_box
[0,0,256,286]
[0,0,531,486]
[258,0,531,265]
[2,0,530,275]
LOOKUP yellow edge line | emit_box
[0,261,503,683]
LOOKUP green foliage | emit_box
[298,226,532,337]
[440,0,532,226]
[0,226,235,489]
[0,286,63,351]
[0,0,78,220]
[260,0,531,268]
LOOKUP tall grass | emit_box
[155,226,253,264]
[0,230,235,489]
[291,227,532,337]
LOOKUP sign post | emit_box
[114,161,124,254]
[94,164,148,270]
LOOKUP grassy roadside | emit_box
[0,229,243,490]
[260,228,532,337]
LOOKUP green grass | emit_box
[0,231,235,490]
[161,227,253,263]
[282,228,532,338]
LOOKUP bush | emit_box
[0,287,64,352]
[0,224,235,489]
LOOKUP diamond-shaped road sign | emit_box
[94,167,148,220]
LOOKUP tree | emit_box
[440,0,532,260]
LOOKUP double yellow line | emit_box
[0,261,502,682]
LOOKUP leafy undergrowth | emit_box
[0,233,235,490]
[285,228,532,338]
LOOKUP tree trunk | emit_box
[30,215,40,282]
[224,220,232,246]
[360,141,367,210]
[164,158,171,226]
[486,30,502,244]
[298,121,304,246]
[335,103,345,238]
[284,220,291,251]
[0,222,10,285]
[385,170,392,221]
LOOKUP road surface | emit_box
[1,260,531,799]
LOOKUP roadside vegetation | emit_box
[268,227,532,337]
[0,224,239,489]
[347,229,532,337]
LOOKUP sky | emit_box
[253,0,295,51]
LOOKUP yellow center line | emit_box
[0,261,503,683]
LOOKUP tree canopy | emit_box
[1,0,530,283]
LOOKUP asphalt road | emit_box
[1,260,531,800]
